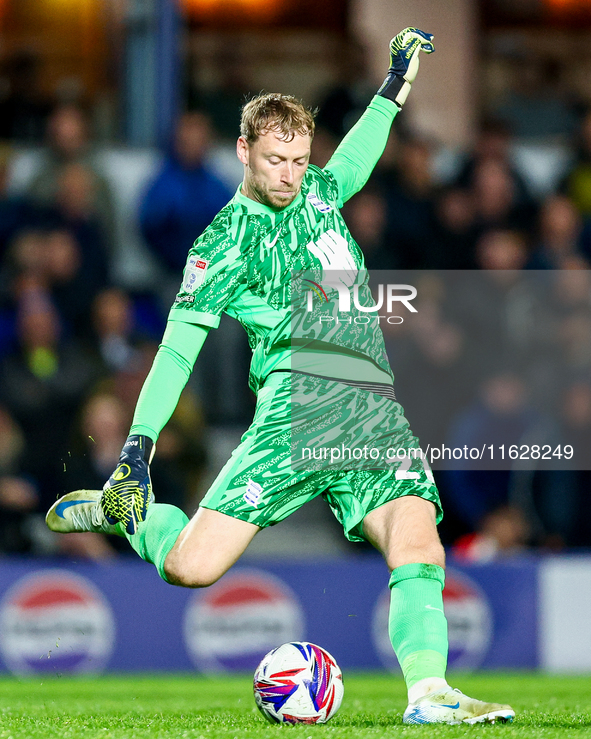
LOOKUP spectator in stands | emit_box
[3,224,108,339]
[0,475,39,554]
[381,273,469,453]
[39,162,111,334]
[46,227,109,336]
[93,352,206,510]
[492,56,579,140]
[89,288,143,373]
[139,111,232,276]
[25,104,116,247]
[0,51,52,144]
[0,147,44,268]
[471,159,536,235]
[457,231,531,382]
[552,381,591,546]
[53,162,111,267]
[442,373,539,533]
[454,119,532,207]
[344,187,392,269]
[0,289,100,507]
[0,230,44,310]
[373,136,437,268]
[526,195,589,269]
[504,379,591,551]
[316,37,374,138]
[556,309,591,377]
[61,391,189,552]
[432,188,478,269]
[561,109,591,217]
[0,404,40,554]
[475,228,529,272]
[452,505,530,562]
[190,48,251,141]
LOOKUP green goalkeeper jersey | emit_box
[168,97,400,393]
[169,165,393,392]
[130,96,400,441]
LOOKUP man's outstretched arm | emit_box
[102,318,209,534]
[325,27,434,205]
[130,319,208,441]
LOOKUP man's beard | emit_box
[251,177,297,210]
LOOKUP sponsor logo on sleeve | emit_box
[307,193,333,213]
[174,295,196,304]
[244,480,263,507]
[182,256,209,294]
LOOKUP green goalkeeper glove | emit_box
[377,27,435,109]
[102,434,156,535]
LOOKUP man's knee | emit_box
[161,507,259,588]
[163,551,223,588]
[385,518,446,570]
[363,495,445,570]
[386,539,446,571]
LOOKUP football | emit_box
[253,641,344,724]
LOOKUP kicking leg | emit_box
[46,490,258,587]
[163,507,260,587]
[118,504,258,586]
[363,495,514,724]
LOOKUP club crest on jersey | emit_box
[307,193,333,213]
[306,229,358,286]
[182,256,209,293]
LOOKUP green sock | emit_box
[118,503,189,583]
[388,563,448,690]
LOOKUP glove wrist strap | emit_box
[377,72,406,108]
[122,434,155,463]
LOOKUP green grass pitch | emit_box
[0,673,590,738]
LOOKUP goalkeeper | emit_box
[47,29,514,725]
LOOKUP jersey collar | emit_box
[233,184,304,216]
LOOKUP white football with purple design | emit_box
[253,642,343,724]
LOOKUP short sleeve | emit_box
[168,220,246,328]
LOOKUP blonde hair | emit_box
[240,93,315,143]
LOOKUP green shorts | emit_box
[200,372,442,542]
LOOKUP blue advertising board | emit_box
[0,556,537,676]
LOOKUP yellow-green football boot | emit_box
[46,490,123,536]
[403,688,515,725]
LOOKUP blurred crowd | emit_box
[1,44,591,561]
[0,104,218,560]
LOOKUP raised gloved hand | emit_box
[101,435,155,535]
[377,27,435,109]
